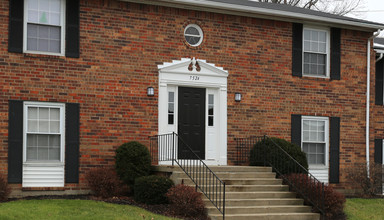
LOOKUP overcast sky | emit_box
[351,0,384,24]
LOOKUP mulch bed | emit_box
[7,195,210,220]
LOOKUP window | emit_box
[303,28,329,77]
[208,94,214,126]
[184,24,203,47]
[168,92,174,125]
[303,28,330,77]
[24,0,65,55]
[301,117,329,166]
[24,102,65,162]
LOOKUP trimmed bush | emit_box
[134,175,174,205]
[166,184,207,218]
[250,137,308,175]
[284,173,345,219]
[115,141,151,186]
[85,168,128,198]
[0,173,11,201]
[345,162,382,198]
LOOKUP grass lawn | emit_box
[345,198,384,220]
[0,199,180,220]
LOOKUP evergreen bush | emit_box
[134,175,174,205]
[115,141,151,186]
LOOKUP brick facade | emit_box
[0,0,379,194]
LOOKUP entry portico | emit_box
[158,58,228,165]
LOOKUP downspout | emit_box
[366,30,381,175]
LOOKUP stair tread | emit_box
[206,205,312,208]
[210,213,319,216]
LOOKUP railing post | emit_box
[172,132,175,166]
[223,182,226,220]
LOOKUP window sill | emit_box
[308,165,328,170]
[22,187,65,191]
[23,162,64,166]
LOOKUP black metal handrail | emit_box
[149,132,225,219]
[235,135,325,217]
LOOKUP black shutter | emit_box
[375,139,383,164]
[331,28,341,80]
[65,103,80,183]
[329,117,340,183]
[376,59,384,105]
[291,114,302,147]
[292,23,303,77]
[8,100,23,183]
[65,0,80,58]
[8,0,24,53]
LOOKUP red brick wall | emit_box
[0,0,376,192]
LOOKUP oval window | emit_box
[184,24,203,47]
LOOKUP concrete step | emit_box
[172,171,276,179]
[192,184,289,192]
[207,166,273,173]
[206,191,296,199]
[204,198,304,207]
[207,205,312,215]
[209,213,320,220]
[180,178,282,185]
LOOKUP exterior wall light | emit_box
[147,87,154,96]
[235,93,242,102]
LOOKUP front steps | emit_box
[155,165,320,220]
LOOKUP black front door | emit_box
[178,87,206,159]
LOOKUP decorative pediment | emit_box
[158,58,228,77]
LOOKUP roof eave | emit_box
[119,0,384,31]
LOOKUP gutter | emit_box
[366,30,381,174]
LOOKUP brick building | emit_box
[1,0,384,196]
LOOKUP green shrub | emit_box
[166,184,207,218]
[115,141,151,186]
[134,175,174,205]
[85,167,128,198]
[250,137,308,175]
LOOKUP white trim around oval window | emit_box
[184,24,204,47]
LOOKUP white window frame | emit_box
[184,24,204,47]
[23,0,66,56]
[302,26,330,78]
[301,116,329,169]
[23,102,65,164]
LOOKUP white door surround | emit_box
[158,58,228,165]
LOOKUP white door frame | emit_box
[158,58,228,165]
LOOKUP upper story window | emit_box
[303,28,330,77]
[184,24,203,47]
[24,0,65,55]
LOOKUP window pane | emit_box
[311,30,319,41]
[38,135,49,147]
[39,121,49,132]
[28,107,38,119]
[50,108,60,120]
[168,115,174,125]
[27,147,38,160]
[38,39,49,52]
[304,30,310,40]
[40,0,50,11]
[50,135,60,147]
[168,103,174,113]
[50,121,60,133]
[50,12,60,25]
[319,31,326,42]
[28,120,38,132]
[168,92,174,103]
[38,147,49,160]
[49,40,61,53]
[27,134,38,147]
[185,27,199,35]
[208,116,214,126]
[29,0,39,10]
[50,0,61,12]
[208,106,213,116]
[49,148,60,160]
[28,10,39,23]
[308,154,316,164]
[209,94,214,105]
